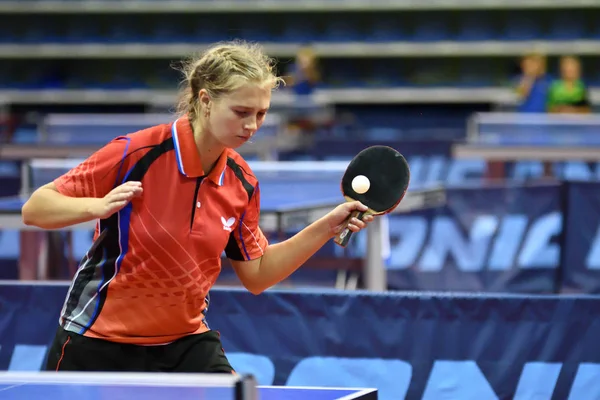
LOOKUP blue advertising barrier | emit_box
[2,283,600,400]
[561,181,600,293]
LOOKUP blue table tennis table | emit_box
[0,372,378,400]
[453,112,600,161]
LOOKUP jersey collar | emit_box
[171,115,228,186]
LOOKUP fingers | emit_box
[105,182,143,208]
[123,181,143,195]
[346,214,376,232]
[109,191,136,202]
[110,200,130,209]
[345,202,371,232]
[348,201,368,213]
[110,181,143,198]
[347,218,363,232]
[115,181,142,192]
[349,216,367,230]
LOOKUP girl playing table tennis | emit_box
[21,40,374,373]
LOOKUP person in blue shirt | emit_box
[514,52,556,177]
[283,46,323,133]
[288,46,320,96]
[515,52,551,113]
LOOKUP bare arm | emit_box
[22,181,142,230]
[230,201,372,294]
[515,76,535,98]
[22,183,99,229]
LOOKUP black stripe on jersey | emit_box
[62,229,109,322]
[123,138,175,182]
[226,157,255,201]
[224,157,258,261]
[190,176,205,232]
[225,233,245,261]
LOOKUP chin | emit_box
[222,139,245,150]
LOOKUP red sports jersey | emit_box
[54,115,267,345]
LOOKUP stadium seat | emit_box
[364,17,409,42]
[546,13,586,40]
[411,15,452,42]
[456,13,497,41]
[502,15,542,40]
[322,19,363,42]
[279,20,319,42]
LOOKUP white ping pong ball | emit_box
[352,175,370,194]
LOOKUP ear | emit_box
[198,89,211,110]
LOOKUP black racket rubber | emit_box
[334,146,410,248]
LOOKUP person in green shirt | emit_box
[547,55,591,114]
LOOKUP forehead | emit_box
[222,83,272,109]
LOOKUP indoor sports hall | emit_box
[1,1,600,399]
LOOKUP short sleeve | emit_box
[225,183,269,261]
[53,137,131,199]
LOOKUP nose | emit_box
[244,117,257,133]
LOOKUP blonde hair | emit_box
[175,40,284,120]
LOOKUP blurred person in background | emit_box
[514,52,554,178]
[488,53,551,180]
[287,46,321,97]
[284,46,326,136]
[547,55,593,175]
[547,55,591,114]
[515,52,551,113]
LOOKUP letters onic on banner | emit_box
[2,284,600,400]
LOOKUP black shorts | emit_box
[44,326,234,373]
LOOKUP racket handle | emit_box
[334,210,365,247]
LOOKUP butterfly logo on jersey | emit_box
[221,216,236,232]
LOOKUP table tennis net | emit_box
[0,371,257,400]
[468,112,600,146]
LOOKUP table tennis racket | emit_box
[333,145,410,247]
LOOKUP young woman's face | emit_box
[205,82,272,149]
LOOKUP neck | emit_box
[192,118,225,175]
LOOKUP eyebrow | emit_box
[232,105,269,112]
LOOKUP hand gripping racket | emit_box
[333,145,410,247]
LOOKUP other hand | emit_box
[90,181,143,219]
